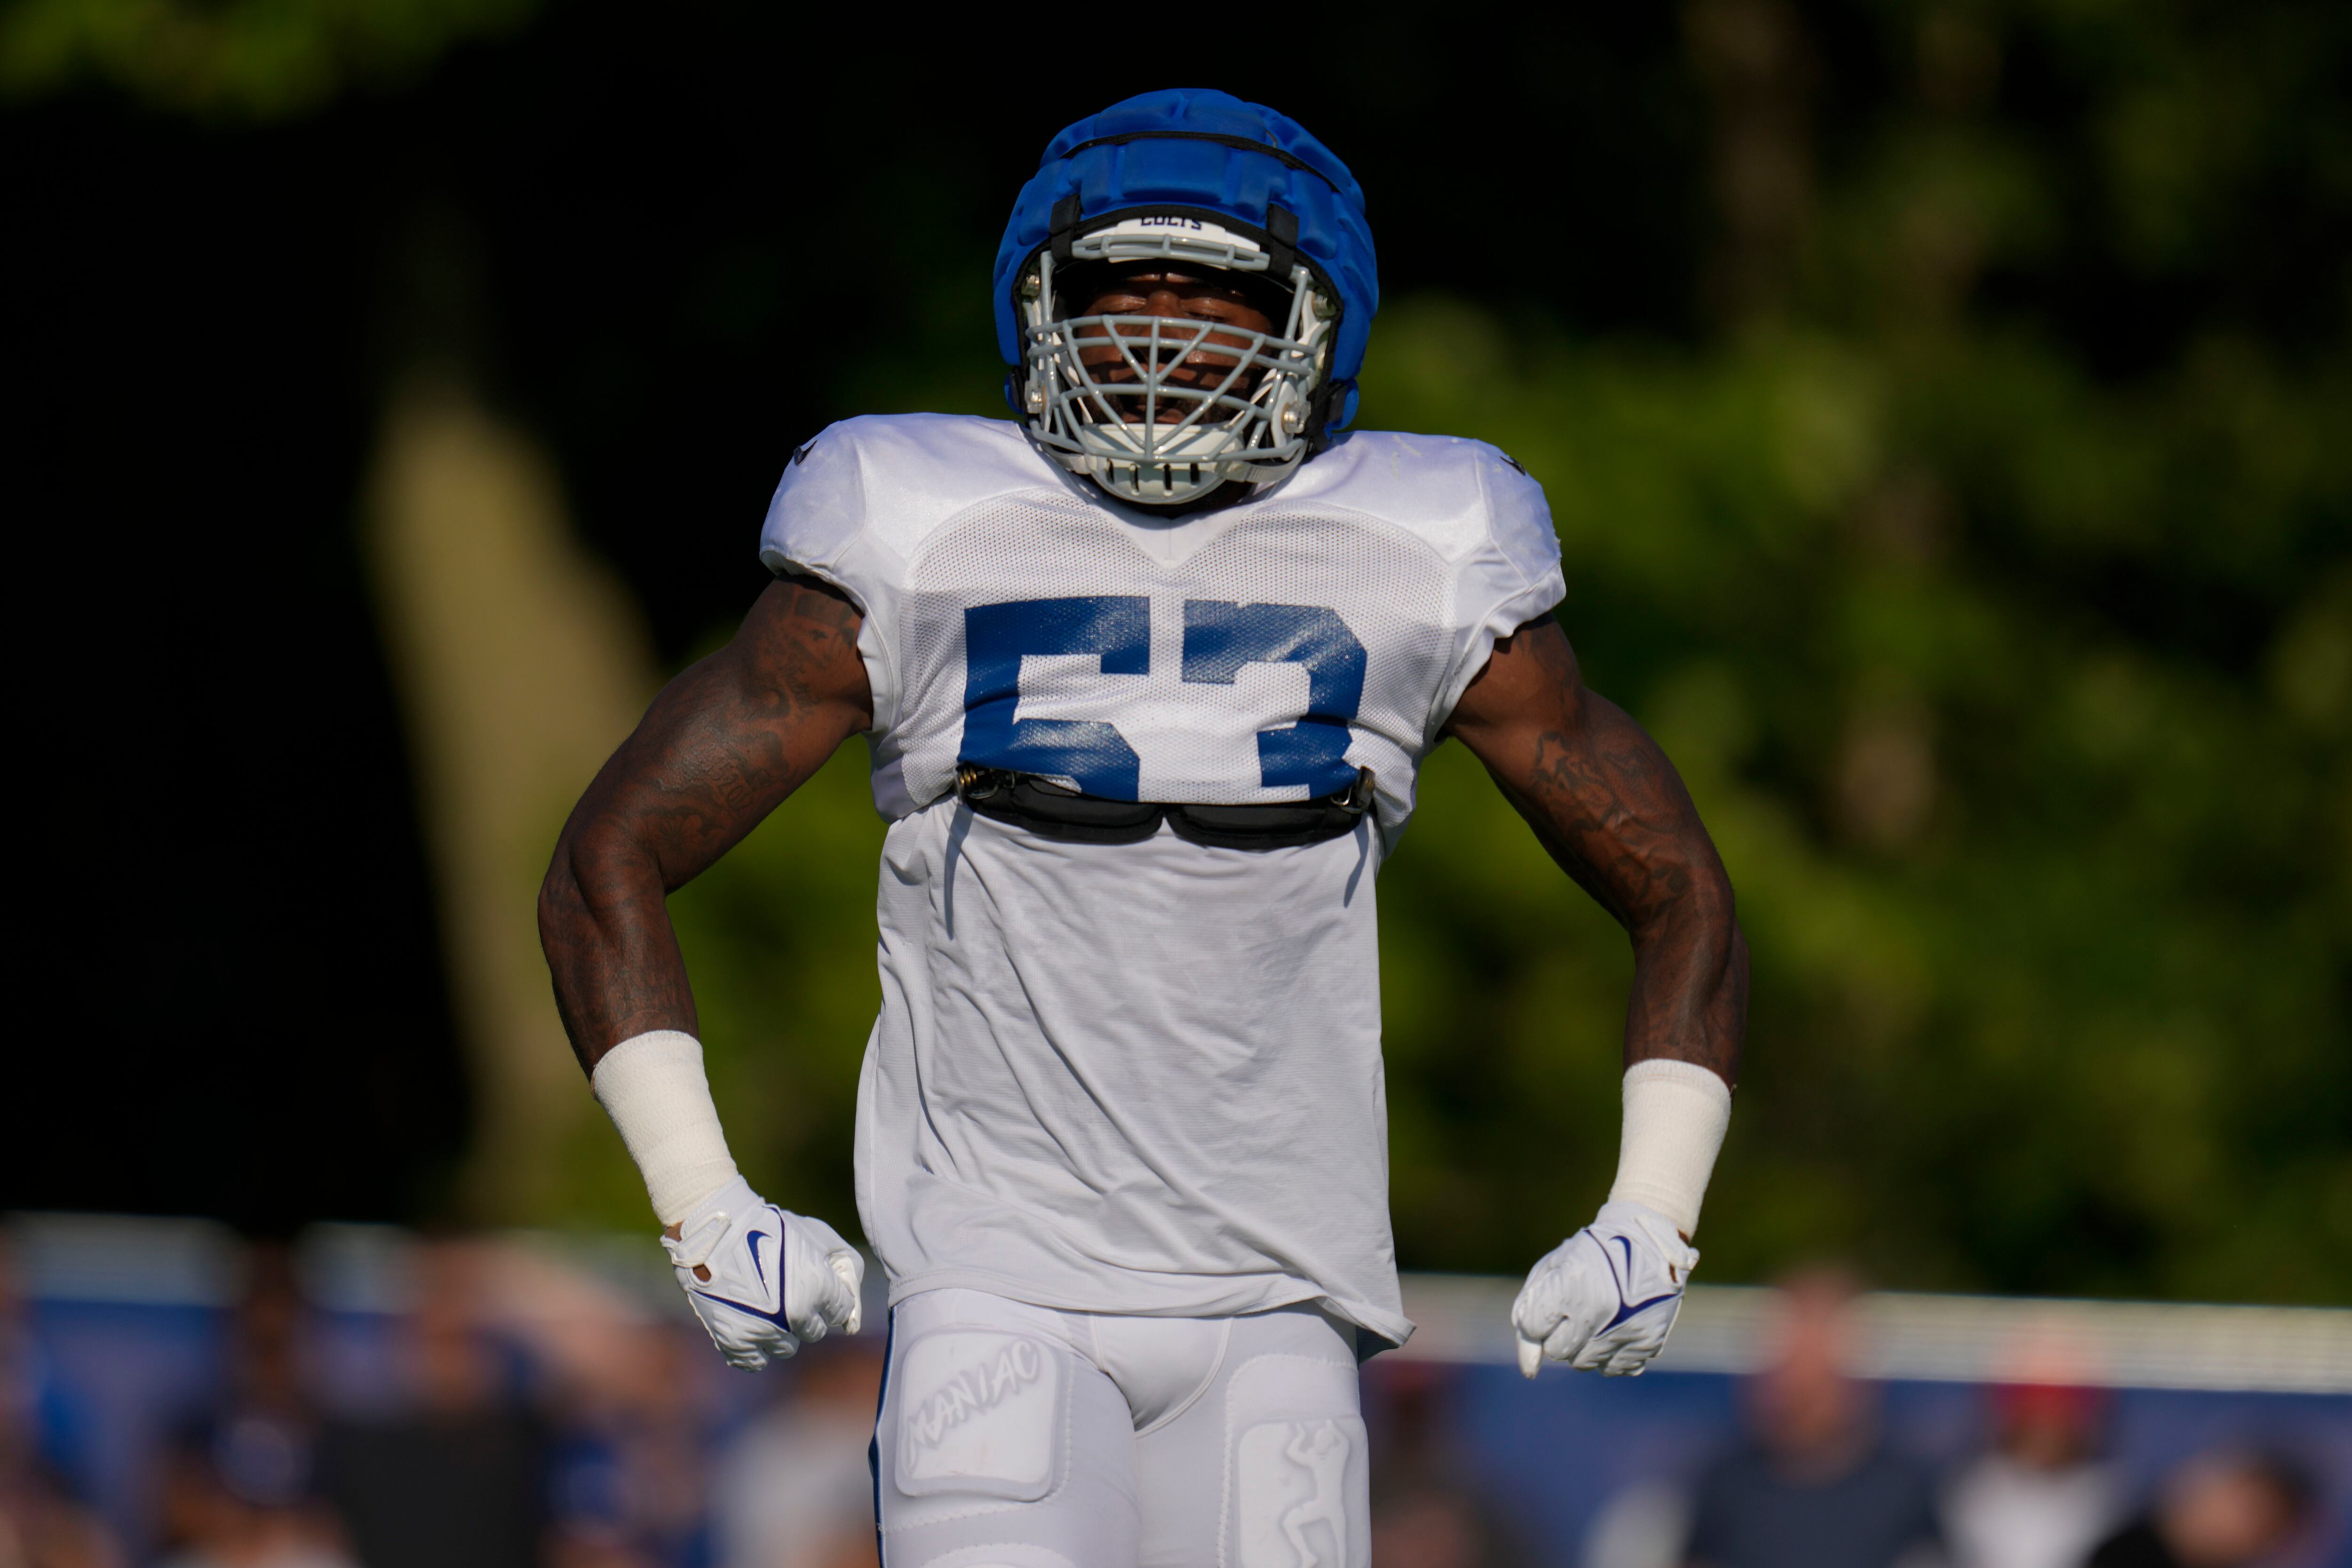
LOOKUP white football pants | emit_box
[873,1288,1369,1568]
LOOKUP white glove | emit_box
[662,1175,864,1370]
[1511,1199,1698,1378]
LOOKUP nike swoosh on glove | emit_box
[662,1175,864,1371]
[1511,1199,1698,1378]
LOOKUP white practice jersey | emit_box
[759,414,1564,1348]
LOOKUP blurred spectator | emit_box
[546,1321,719,1568]
[709,1336,881,1568]
[154,1245,355,1568]
[317,1242,549,1568]
[0,1240,121,1568]
[1365,1361,1526,1568]
[1583,1481,1690,1568]
[2086,1451,2317,1568]
[1684,1269,1941,1568]
[1942,1375,2120,1568]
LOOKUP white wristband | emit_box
[590,1030,741,1226]
[1606,1059,1732,1238]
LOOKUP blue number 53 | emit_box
[961,597,1366,800]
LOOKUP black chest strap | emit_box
[955,766,1374,851]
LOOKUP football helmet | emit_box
[994,90,1380,508]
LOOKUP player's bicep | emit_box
[1446,617,1724,934]
[571,577,872,889]
[1444,614,1586,764]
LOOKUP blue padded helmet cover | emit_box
[993,89,1380,381]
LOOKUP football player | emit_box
[540,89,1748,1568]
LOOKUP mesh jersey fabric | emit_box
[758,414,1564,1346]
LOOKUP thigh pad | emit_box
[896,1327,1069,1503]
[876,1290,1139,1567]
[1224,1353,1368,1568]
[1129,1306,1369,1568]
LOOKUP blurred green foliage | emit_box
[0,0,534,117]
[1363,305,2348,1301]
[665,741,888,1251]
[30,0,2338,1298]
[669,1,2351,1302]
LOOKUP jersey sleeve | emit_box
[757,421,905,742]
[1433,445,1567,726]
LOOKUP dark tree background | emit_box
[6,0,2345,1298]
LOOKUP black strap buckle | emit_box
[955,766,1374,851]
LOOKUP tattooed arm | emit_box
[1454,616,1745,1374]
[1444,617,1748,1082]
[538,577,873,1072]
